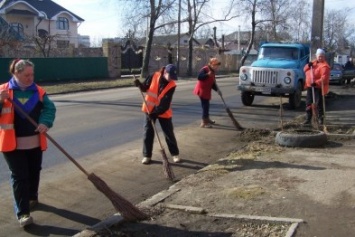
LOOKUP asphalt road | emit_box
[0,77,304,236]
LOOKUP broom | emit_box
[214,82,243,131]
[320,78,329,133]
[133,75,175,181]
[8,98,148,221]
[310,66,319,130]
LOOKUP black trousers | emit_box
[143,114,179,158]
[305,87,323,119]
[3,147,42,218]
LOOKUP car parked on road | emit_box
[330,63,345,85]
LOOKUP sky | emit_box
[52,0,355,42]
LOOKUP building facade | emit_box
[0,0,84,48]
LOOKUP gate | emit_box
[121,40,143,75]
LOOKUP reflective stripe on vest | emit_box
[0,82,48,152]
[1,107,11,114]
[0,124,14,129]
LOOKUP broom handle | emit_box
[8,98,90,177]
[279,96,283,131]
[133,76,165,149]
[321,78,327,126]
[310,66,316,105]
[214,82,228,109]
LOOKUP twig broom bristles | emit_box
[8,98,148,221]
[214,81,243,131]
[134,75,175,181]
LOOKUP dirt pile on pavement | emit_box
[90,122,355,237]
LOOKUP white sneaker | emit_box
[173,156,181,163]
[142,157,151,164]
[19,215,33,227]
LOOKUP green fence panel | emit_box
[0,57,108,83]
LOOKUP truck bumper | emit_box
[237,85,296,95]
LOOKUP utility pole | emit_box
[177,0,181,74]
[311,0,325,58]
[238,25,240,51]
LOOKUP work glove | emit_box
[217,89,222,96]
[308,62,313,68]
[311,82,316,87]
[133,79,142,87]
[148,113,158,121]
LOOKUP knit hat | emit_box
[165,64,178,80]
[316,48,325,56]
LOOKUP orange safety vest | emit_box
[141,72,176,118]
[304,60,330,95]
[0,83,48,152]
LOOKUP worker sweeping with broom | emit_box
[133,64,181,165]
[303,48,330,126]
[0,59,56,227]
[193,58,222,128]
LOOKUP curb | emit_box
[74,166,306,237]
[74,127,355,236]
[73,184,181,237]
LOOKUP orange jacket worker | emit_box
[303,48,330,125]
[134,64,180,164]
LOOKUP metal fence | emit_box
[0,57,108,83]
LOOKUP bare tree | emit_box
[117,0,178,77]
[323,8,355,52]
[183,0,239,75]
[33,33,57,58]
[258,0,291,41]
[117,0,239,76]
[0,18,22,55]
[287,0,311,42]
[239,0,263,67]
[238,0,296,66]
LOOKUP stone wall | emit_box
[0,42,241,78]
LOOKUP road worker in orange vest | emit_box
[134,64,180,165]
[0,59,56,227]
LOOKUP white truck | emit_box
[238,43,310,109]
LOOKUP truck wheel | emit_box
[288,81,302,109]
[241,92,254,106]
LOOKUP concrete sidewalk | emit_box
[76,84,355,236]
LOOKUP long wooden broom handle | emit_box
[8,98,90,177]
[310,66,316,104]
[214,80,228,108]
[133,76,165,149]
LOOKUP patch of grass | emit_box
[38,78,134,95]
[224,185,266,199]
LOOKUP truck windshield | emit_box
[258,47,299,60]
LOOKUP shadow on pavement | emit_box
[24,202,100,236]
[24,223,78,236]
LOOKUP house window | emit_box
[38,29,48,38]
[10,23,24,37]
[56,17,69,30]
[57,40,69,48]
